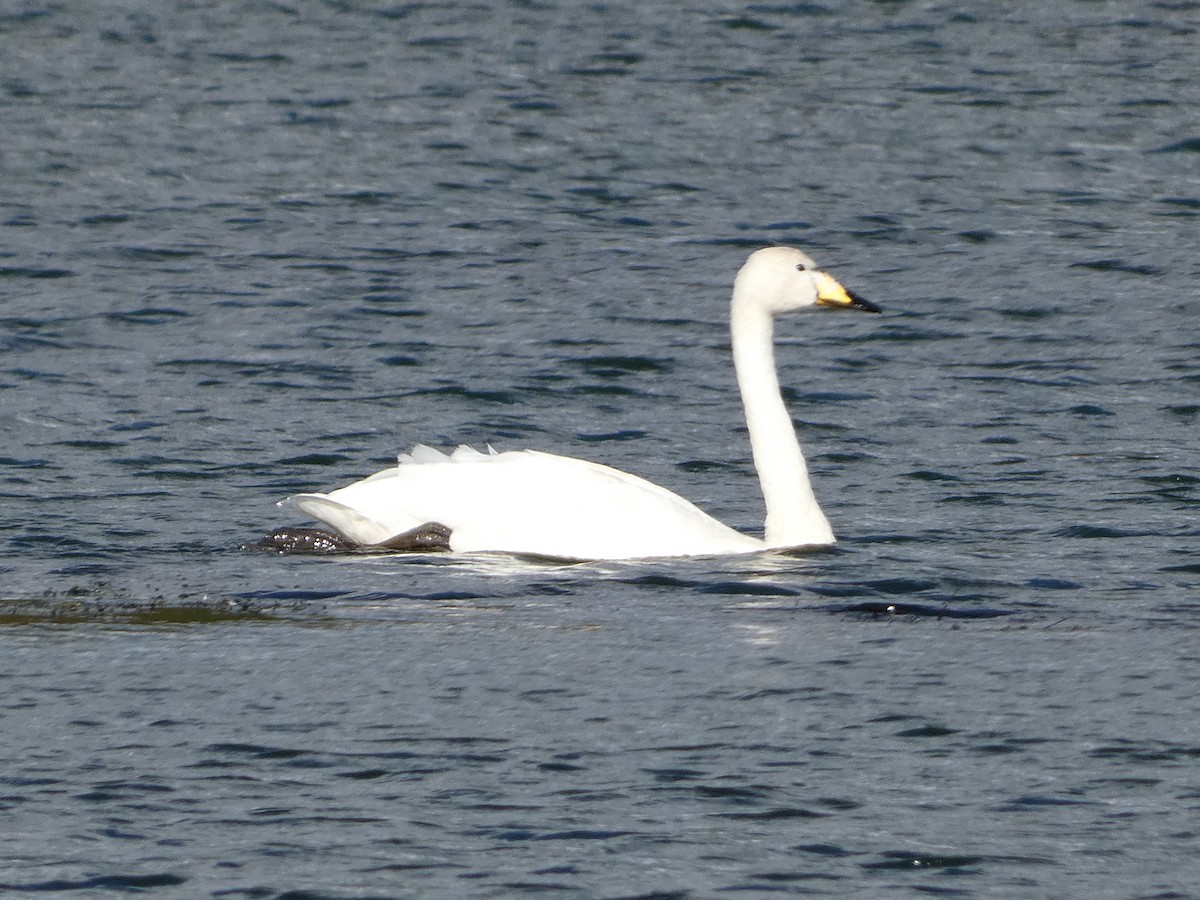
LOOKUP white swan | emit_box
[274,247,880,559]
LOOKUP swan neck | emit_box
[731,296,834,547]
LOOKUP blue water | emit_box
[3,1,1200,896]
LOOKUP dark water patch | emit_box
[1067,404,1115,421]
[1159,195,1200,210]
[113,455,239,481]
[1089,742,1200,764]
[508,97,559,112]
[378,354,421,367]
[575,429,648,443]
[693,784,770,802]
[230,589,352,603]
[0,265,74,279]
[969,738,1033,756]
[1069,258,1163,276]
[905,469,963,483]
[364,306,427,322]
[813,796,860,812]
[644,767,706,783]
[1056,524,1149,539]
[827,602,1015,620]
[1152,136,1200,153]
[0,873,188,892]
[940,491,1008,506]
[326,189,396,205]
[108,419,164,434]
[0,332,71,352]
[208,51,291,65]
[0,776,61,787]
[957,228,996,243]
[0,455,52,468]
[735,686,821,701]
[104,307,192,326]
[795,842,855,858]
[1087,776,1162,790]
[716,806,827,821]
[618,574,704,590]
[994,306,1057,322]
[676,459,743,474]
[861,851,980,873]
[1027,577,1081,590]
[866,577,939,595]
[75,779,175,803]
[0,595,314,627]
[698,581,802,598]
[732,871,846,890]
[721,14,779,31]
[117,245,204,262]
[798,390,874,405]
[759,218,814,232]
[6,534,103,557]
[50,440,124,452]
[994,794,1096,813]
[157,358,347,377]
[286,261,353,273]
[274,453,353,468]
[687,235,787,251]
[403,384,520,404]
[833,532,917,548]
[566,382,651,399]
[484,826,635,842]
[1141,473,1200,487]
[203,743,309,761]
[895,723,959,739]
[568,355,670,376]
[537,761,586,773]
[862,850,1054,873]
[1162,404,1200,419]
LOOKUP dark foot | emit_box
[378,521,453,552]
[244,527,355,554]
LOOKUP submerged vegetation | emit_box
[0,588,325,627]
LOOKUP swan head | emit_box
[733,246,880,315]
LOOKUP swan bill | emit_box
[813,271,881,313]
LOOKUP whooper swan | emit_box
[259,246,880,559]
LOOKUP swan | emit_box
[263,246,880,559]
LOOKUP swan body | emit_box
[275,247,879,560]
[286,445,763,559]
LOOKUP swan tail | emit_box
[282,493,404,546]
[396,444,491,466]
[399,444,449,465]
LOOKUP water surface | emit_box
[2,1,1199,896]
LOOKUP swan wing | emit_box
[283,446,762,560]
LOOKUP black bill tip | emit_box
[847,289,882,313]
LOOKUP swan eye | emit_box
[795,263,807,272]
